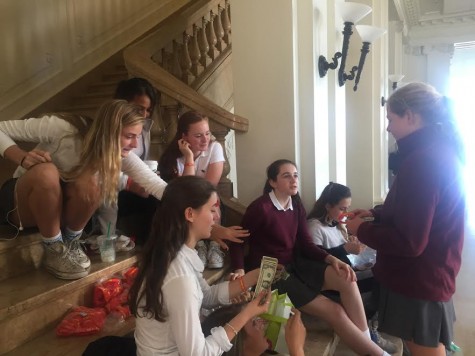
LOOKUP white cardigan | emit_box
[0,115,167,200]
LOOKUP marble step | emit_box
[0,251,138,354]
[0,227,43,282]
[3,267,229,356]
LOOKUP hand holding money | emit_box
[253,256,278,303]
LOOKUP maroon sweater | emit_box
[230,194,328,271]
[357,127,465,302]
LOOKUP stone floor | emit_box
[333,332,403,355]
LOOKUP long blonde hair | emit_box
[63,100,145,205]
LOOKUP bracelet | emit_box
[126,177,133,191]
[184,162,194,167]
[238,276,247,293]
[225,322,238,337]
[20,155,27,168]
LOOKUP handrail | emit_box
[123,0,249,132]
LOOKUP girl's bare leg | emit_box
[321,266,367,331]
[406,340,446,356]
[13,163,62,237]
[62,170,101,231]
[300,295,384,355]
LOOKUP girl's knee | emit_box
[67,174,101,206]
[28,163,61,190]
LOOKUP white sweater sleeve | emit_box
[0,115,74,156]
[121,152,167,200]
[164,276,232,355]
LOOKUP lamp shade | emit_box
[388,74,405,83]
[355,25,386,43]
[337,2,372,24]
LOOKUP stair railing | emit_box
[124,0,247,199]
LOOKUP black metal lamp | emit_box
[348,25,387,91]
[318,2,386,91]
[318,2,372,78]
[381,74,405,106]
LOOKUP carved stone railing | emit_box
[124,0,246,199]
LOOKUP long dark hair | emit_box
[114,77,159,114]
[159,111,208,182]
[129,176,217,321]
[263,159,301,203]
[307,182,351,225]
[387,82,464,161]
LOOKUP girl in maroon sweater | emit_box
[230,160,388,356]
[346,82,465,355]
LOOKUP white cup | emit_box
[97,235,117,263]
[144,160,158,173]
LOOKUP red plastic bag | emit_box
[93,278,123,307]
[110,304,131,321]
[56,306,106,337]
[122,266,138,287]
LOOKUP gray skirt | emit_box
[378,285,456,349]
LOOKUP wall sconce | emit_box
[318,2,386,91]
[381,74,405,106]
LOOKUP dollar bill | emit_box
[253,256,278,301]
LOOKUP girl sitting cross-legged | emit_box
[229,159,390,356]
[129,176,270,356]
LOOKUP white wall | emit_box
[0,0,190,121]
[345,0,389,209]
[232,0,296,206]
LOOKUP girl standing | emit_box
[346,82,465,356]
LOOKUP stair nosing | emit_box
[0,252,138,322]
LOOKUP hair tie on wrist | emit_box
[225,322,238,337]
[238,275,247,293]
[126,177,133,191]
[185,162,194,167]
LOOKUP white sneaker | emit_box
[43,241,89,280]
[207,241,224,269]
[196,240,208,267]
[65,235,91,269]
[370,319,398,354]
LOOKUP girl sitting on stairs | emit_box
[229,159,391,356]
[0,100,167,280]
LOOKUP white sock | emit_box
[42,231,62,245]
[363,328,371,339]
[63,227,83,242]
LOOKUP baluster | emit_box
[160,48,171,73]
[206,11,218,61]
[210,122,232,198]
[179,32,192,84]
[157,98,180,158]
[221,2,232,46]
[189,25,201,77]
[226,0,231,22]
[214,6,225,52]
[171,40,182,79]
[198,18,210,68]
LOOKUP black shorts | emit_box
[0,178,17,224]
[272,257,328,308]
[378,285,456,349]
